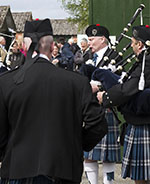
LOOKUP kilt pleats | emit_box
[122,124,150,180]
[84,110,121,162]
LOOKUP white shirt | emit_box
[39,53,50,61]
[95,46,108,66]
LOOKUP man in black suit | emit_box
[0,19,107,184]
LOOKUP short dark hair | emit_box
[57,37,65,45]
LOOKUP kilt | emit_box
[84,109,121,162]
[122,124,150,180]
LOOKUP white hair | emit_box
[81,38,88,43]
[68,38,74,45]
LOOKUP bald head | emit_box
[38,35,54,59]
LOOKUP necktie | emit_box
[93,53,98,66]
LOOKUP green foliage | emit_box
[58,0,89,30]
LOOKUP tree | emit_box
[59,0,89,30]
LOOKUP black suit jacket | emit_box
[0,57,107,182]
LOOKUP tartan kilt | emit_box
[84,109,121,162]
[122,124,150,181]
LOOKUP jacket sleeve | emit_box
[0,85,9,161]
[81,77,108,152]
[102,74,140,108]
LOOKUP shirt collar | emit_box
[96,46,108,57]
[39,53,50,61]
[95,46,108,66]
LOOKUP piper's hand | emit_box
[90,83,99,93]
[90,80,101,93]
[97,91,105,104]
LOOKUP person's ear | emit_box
[138,41,144,50]
[100,36,105,43]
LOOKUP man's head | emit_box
[131,25,150,55]
[57,37,65,48]
[85,24,110,53]
[80,38,89,52]
[38,35,54,59]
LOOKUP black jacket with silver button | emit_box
[102,52,150,125]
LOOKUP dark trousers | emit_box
[0,175,80,184]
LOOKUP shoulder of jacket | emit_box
[0,65,20,77]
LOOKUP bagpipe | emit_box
[80,4,145,79]
[92,61,150,116]
[80,3,150,116]
[91,46,150,116]
[100,4,145,69]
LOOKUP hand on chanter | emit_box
[97,91,105,104]
[90,80,101,93]
[90,83,99,93]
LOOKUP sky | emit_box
[1,0,70,19]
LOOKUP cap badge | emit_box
[92,29,97,36]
